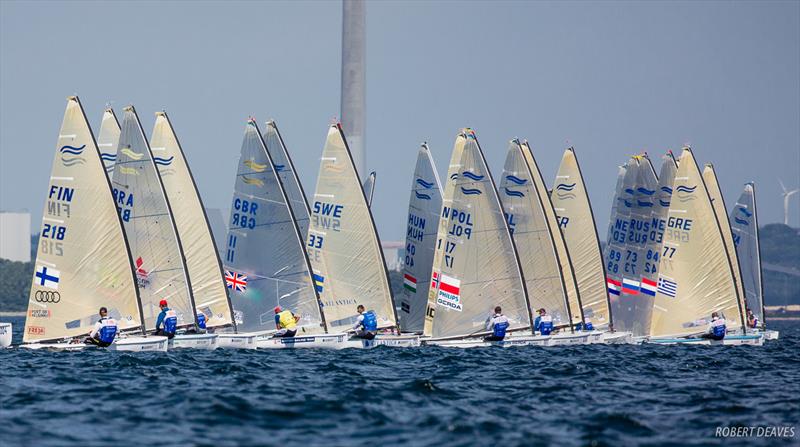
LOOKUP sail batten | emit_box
[151,112,234,330]
[225,120,324,334]
[399,144,443,332]
[24,97,143,343]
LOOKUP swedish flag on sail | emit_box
[312,273,325,293]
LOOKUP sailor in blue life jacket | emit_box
[273,306,300,338]
[352,305,378,340]
[701,312,727,340]
[534,308,554,336]
[484,306,510,342]
[575,319,594,331]
[154,299,178,339]
[746,309,759,329]
[84,307,118,347]
[188,311,209,334]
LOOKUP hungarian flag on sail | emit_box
[606,277,621,296]
[403,273,417,293]
[225,270,247,292]
[622,278,640,295]
[640,277,657,296]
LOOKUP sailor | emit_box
[746,309,759,329]
[154,299,178,339]
[575,318,594,331]
[534,308,554,336]
[273,306,299,338]
[484,306,510,342]
[351,305,378,340]
[701,312,727,340]
[84,307,118,347]
[195,311,209,333]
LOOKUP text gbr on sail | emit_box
[231,197,258,229]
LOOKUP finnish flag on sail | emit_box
[35,265,60,290]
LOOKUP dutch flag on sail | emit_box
[640,278,657,296]
[657,275,678,298]
[606,277,621,296]
[622,278,640,295]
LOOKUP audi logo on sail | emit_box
[35,291,61,303]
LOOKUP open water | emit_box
[1,316,798,447]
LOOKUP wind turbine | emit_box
[779,179,799,225]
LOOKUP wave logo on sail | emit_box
[416,178,434,189]
[241,175,264,187]
[436,274,462,311]
[323,161,346,173]
[415,191,432,200]
[676,185,697,202]
[503,187,524,198]
[661,186,673,194]
[637,187,656,196]
[555,182,577,200]
[60,144,86,167]
[734,217,749,226]
[637,200,654,207]
[624,188,635,195]
[100,152,116,171]
[737,206,753,218]
[619,198,633,208]
[659,199,671,207]
[120,147,144,160]
[244,159,268,172]
[119,167,139,176]
[461,187,482,196]
[274,164,286,172]
[449,173,459,181]
[461,171,484,181]
[153,156,174,166]
[504,175,527,186]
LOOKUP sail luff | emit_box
[751,183,766,327]
[263,121,312,238]
[151,112,235,330]
[24,96,143,343]
[703,164,747,333]
[97,108,121,176]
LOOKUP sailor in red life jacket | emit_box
[701,312,727,340]
[84,307,118,347]
[746,309,759,329]
[484,306,510,342]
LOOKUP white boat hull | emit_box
[647,334,764,346]
[340,334,421,349]
[257,333,349,349]
[168,333,218,350]
[0,322,11,348]
[20,342,89,351]
[216,332,262,349]
[110,336,168,352]
[423,332,591,348]
[598,331,634,344]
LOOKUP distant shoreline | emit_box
[0,312,25,317]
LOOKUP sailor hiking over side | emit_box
[352,305,378,340]
[274,306,300,338]
[84,307,118,347]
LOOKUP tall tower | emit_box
[341,0,366,179]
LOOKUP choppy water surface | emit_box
[1,317,798,446]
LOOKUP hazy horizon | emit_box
[2,1,799,241]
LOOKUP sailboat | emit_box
[550,147,611,340]
[97,108,120,177]
[648,148,761,345]
[729,183,778,340]
[363,171,376,207]
[22,97,166,351]
[703,164,748,332]
[220,119,337,349]
[398,143,443,333]
[307,123,418,348]
[423,131,546,348]
[111,105,203,348]
[150,111,235,348]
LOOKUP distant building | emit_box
[381,240,404,272]
[0,212,31,262]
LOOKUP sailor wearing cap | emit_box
[154,299,178,339]
[273,306,300,338]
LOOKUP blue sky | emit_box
[1,1,798,240]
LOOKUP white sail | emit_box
[423,132,468,336]
[363,171,376,207]
[24,97,142,343]
[603,158,638,331]
[521,142,582,326]
[703,164,747,330]
[224,119,324,334]
[729,182,765,328]
[550,148,610,328]
[262,121,312,240]
[429,131,529,338]
[97,108,120,176]
[650,148,743,337]
[500,140,570,327]
[111,106,195,331]
[306,124,396,332]
[399,143,443,332]
[151,112,234,330]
